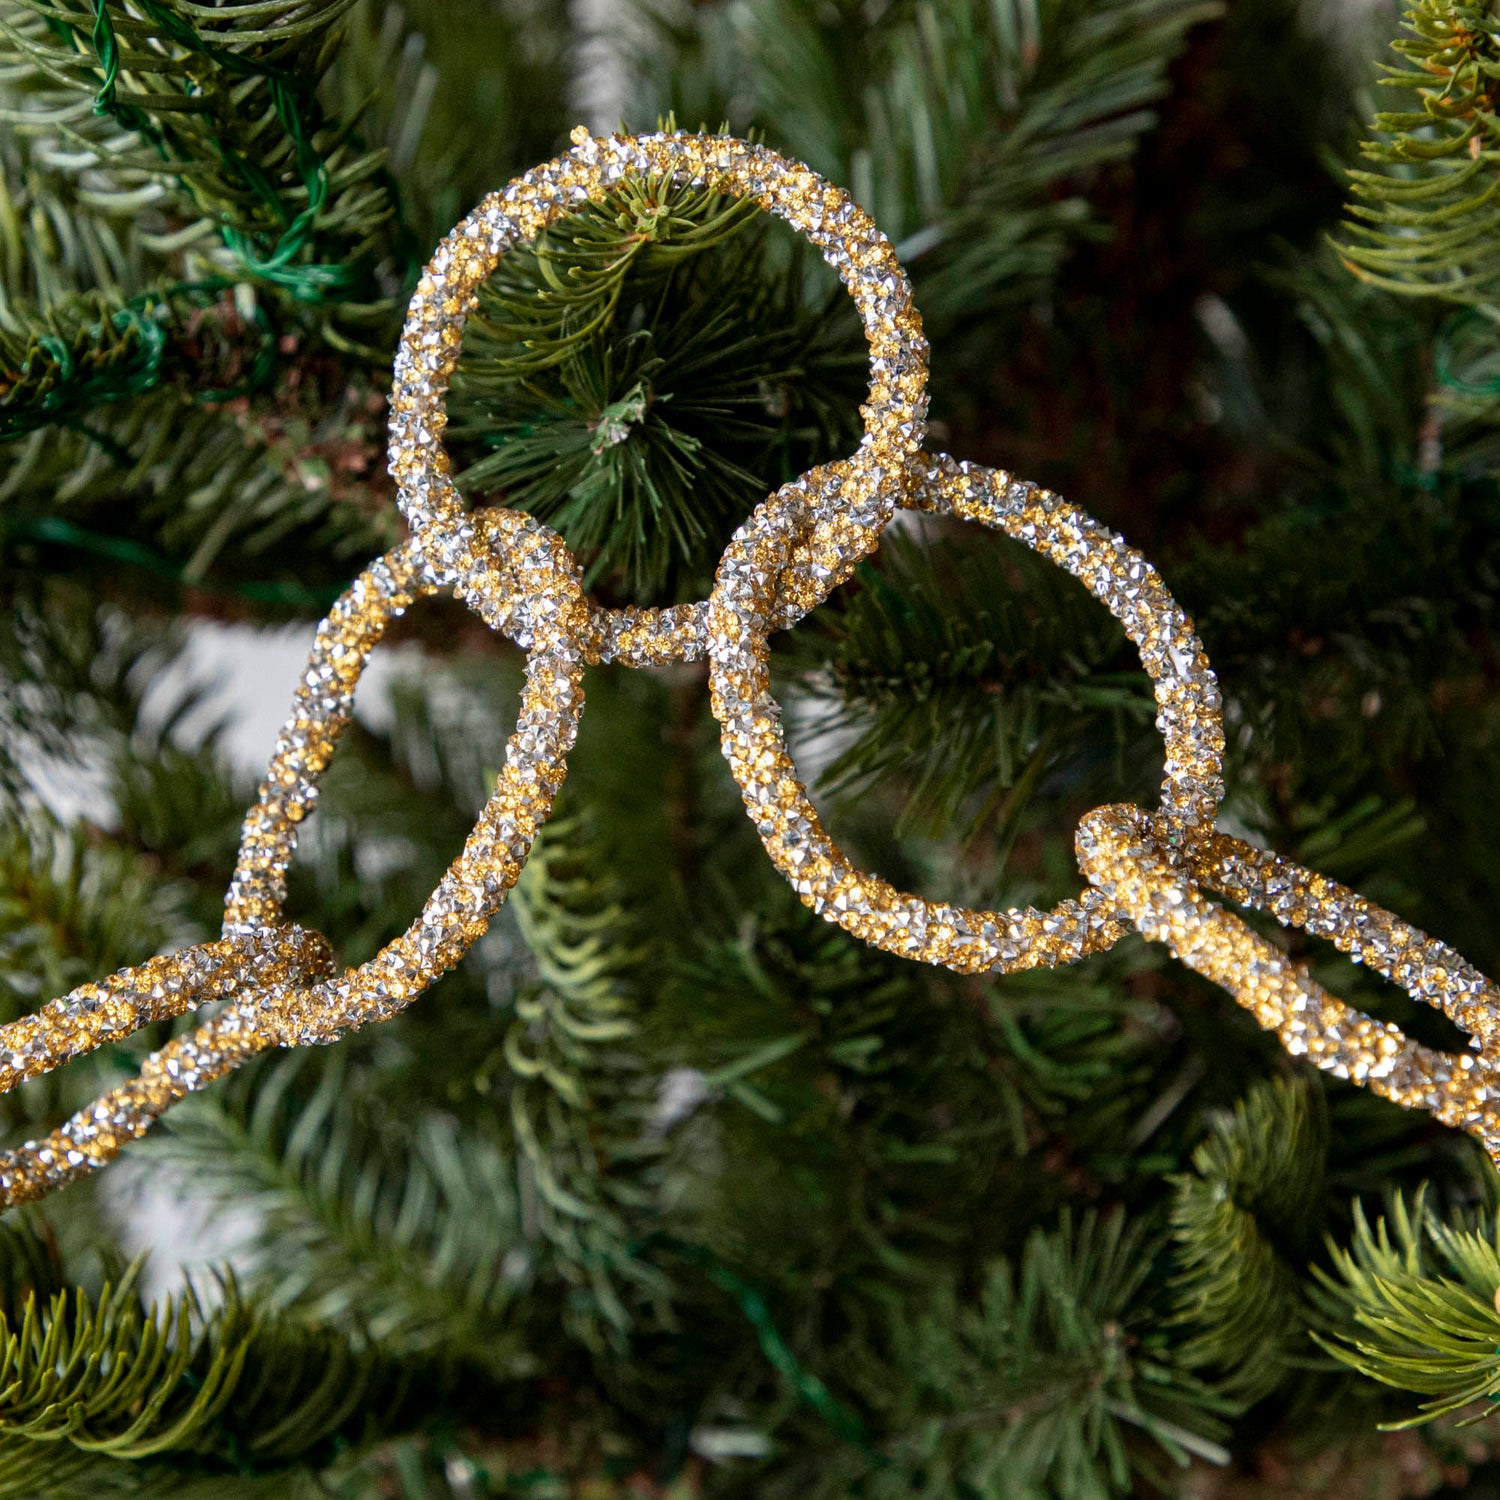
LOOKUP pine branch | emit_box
[0,368,398,597]
[1168,1076,1330,1404]
[976,949,1202,1175]
[0,284,279,440]
[505,813,666,1354]
[1339,1,1500,305]
[0,810,195,1022]
[110,737,246,894]
[1185,471,1500,793]
[633,0,1220,325]
[646,895,1181,1310]
[0,807,209,1140]
[796,1210,1233,1498]
[0,578,173,807]
[141,1053,541,1373]
[1317,1189,1500,1425]
[449,166,866,602]
[786,528,1159,845]
[866,0,1224,325]
[328,0,574,250]
[0,0,418,567]
[0,1218,444,1495]
[0,0,400,301]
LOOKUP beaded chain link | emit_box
[4,129,1496,1211]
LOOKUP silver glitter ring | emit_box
[387,129,930,669]
[0,926,336,1209]
[1077,804,1500,1159]
[223,506,588,1044]
[707,453,1228,975]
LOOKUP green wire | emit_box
[83,0,369,302]
[0,283,275,442]
[650,1235,877,1455]
[1436,310,1500,399]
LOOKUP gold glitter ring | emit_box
[0,925,333,1093]
[0,508,588,1211]
[0,926,336,1208]
[1076,804,1500,1160]
[707,453,1228,974]
[223,507,588,1045]
[387,128,930,669]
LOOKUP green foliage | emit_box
[1168,1077,1330,1404]
[451,169,865,602]
[787,529,1159,844]
[141,1053,540,1373]
[0,812,193,1022]
[1339,1,1500,304]
[653,898,1025,1286]
[331,0,573,246]
[0,581,169,806]
[0,385,399,596]
[4,0,1500,1490]
[0,1218,434,1495]
[635,0,1219,326]
[135,819,659,1368]
[1318,1189,1500,1425]
[0,0,399,299]
[0,0,415,588]
[504,814,665,1351]
[0,291,166,440]
[796,1211,1232,1499]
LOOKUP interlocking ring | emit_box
[0,508,587,1210]
[708,453,1227,974]
[223,507,588,1045]
[387,128,930,669]
[1076,805,1500,1160]
[0,926,335,1208]
[9,130,1500,1211]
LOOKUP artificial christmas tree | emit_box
[3,1,1500,1496]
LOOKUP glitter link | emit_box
[707,453,1226,974]
[0,925,335,1208]
[224,506,588,1046]
[1,507,586,1210]
[387,129,930,665]
[1076,805,1500,1161]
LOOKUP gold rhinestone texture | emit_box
[1076,805,1500,1160]
[223,506,587,1046]
[0,508,586,1209]
[707,454,1227,974]
[0,926,335,1208]
[387,128,930,666]
[7,130,1500,1211]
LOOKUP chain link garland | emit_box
[4,129,1497,1211]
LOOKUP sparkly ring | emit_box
[708,454,1228,974]
[387,128,930,670]
[0,509,587,1211]
[1076,804,1500,1160]
[0,926,335,1207]
[223,507,588,1044]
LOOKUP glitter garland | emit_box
[4,130,1498,1212]
[0,507,586,1206]
[707,453,1225,973]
